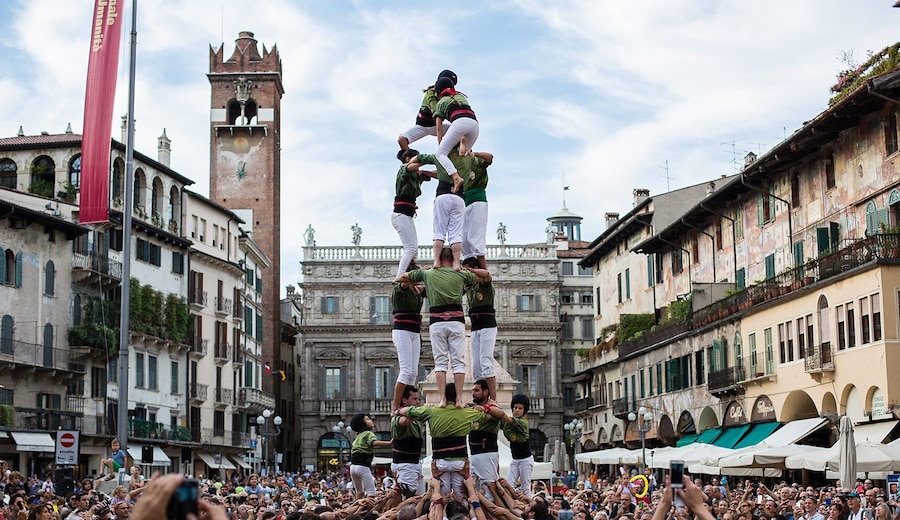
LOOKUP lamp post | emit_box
[563,418,583,471]
[628,406,654,475]
[256,409,282,476]
[332,420,353,474]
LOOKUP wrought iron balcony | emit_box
[189,382,208,403]
[737,354,775,383]
[574,396,594,413]
[708,366,746,397]
[804,342,835,373]
[612,397,629,419]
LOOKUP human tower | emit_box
[343,71,536,505]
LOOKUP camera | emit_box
[168,480,199,520]
[670,460,684,489]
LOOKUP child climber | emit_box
[349,413,392,498]
[501,394,534,497]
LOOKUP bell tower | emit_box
[208,31,283,398]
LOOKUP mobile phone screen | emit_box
[670,460,684,488]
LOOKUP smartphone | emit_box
[168,480,199,520]
[670,460,684,489]
[825,498,832,507]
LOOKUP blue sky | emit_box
[1,1,899,288]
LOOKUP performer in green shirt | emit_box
[398,70,458,152]
[348,413,392,498]
[501,394,534,498]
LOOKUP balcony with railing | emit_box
[214,342,232,363]
[574,396,594,413]
[215,387,233,407]
[189,290,207,309]
[189,382,208,403]
[737,354,775,384]
[618,321,691,359]
[708,366,746,397]
[370,399,392,414]
[71,251,122,290]
[0,339,83,374]
[215,297,232,317]
[237,387,275,414]
[233,300,243,320]
[612,397,629,419]
[188,338,208,358]
[804,342,835,373]
[320,400,346,415]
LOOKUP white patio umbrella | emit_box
[785,441,900,473]
[651,443,733,469]
[719,444,823,469]
[839,416,856,489]
[588,446,634,465]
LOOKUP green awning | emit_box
[676,434,699,447]
[712,424,752,449]
[695,427,723,444]
[733,422,782,449]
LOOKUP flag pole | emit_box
[116,0,138,465]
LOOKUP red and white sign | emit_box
[55,430,80,465]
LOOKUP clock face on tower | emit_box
[236,161,247,180]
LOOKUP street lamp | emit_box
[628,406,654,475]
[563,418,583,471]
[331,420,353,473]
[256,409,282,476]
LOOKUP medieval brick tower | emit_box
[208,32,283,400]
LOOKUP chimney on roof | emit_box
[17,126,24,137]
[744,151,757,168]
[706,181,716,195]
[605,212,620,229]
[633,188,650,207]
[40,131,49,136]
[65,123,73,134]
[158,129,171,167]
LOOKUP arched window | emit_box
[168,185,180,227]
[151,177,164,216]
[228,99,258,125]
[68,154,82,187]
[2,249,14,285]
[0,315,13,354]
[0,158,16,189]
[42,323,53,367]
[111,158,124,200]
[44,261,55,296]
[30,155,55,197]
[133,168,146,210]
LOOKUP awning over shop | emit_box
[127,446,172,466]
[854,420,899,443]
[733,422,782,449]
[197,453,236,470]
[11,432,55,453]
[712,424,753,449]
[695,427,723,444]
[229,456,251,470]
[676,434,699,447]
[760,417,828,447]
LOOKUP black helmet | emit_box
[437,69,458,85]
[434,77,455,96]
[511,394,530,413]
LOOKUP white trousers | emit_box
[392,212,418,277]
[350,464,376,496]
[429,321,466,374]
[463,201,488,260]
[433,194,464,245]
[507,455,535,498]
[391,462,424,497]
[470,451,499,499]
[470,327,497,381]
[434,459,465,496]
[436,118,479,175]
[392,329,421,386]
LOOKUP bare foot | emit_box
[432,262,441,269]
[458,137,468,156]
[438,399,447,408]
[452,263,461,271]
[455,399,465,408]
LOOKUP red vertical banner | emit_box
[80,0,124,224]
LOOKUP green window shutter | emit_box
[736,268,746,289]
[817,227,830,255]
[617,273,622,303]
[14,252,22,288]
[793,241,804,269]
[625,268,631,299]
[647,256,654,287]
[596,287,601,316]
[757,193,764,226]
[765,254,775,279]
[0,252,6,283]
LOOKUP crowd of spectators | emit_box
[1,461,899,520]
